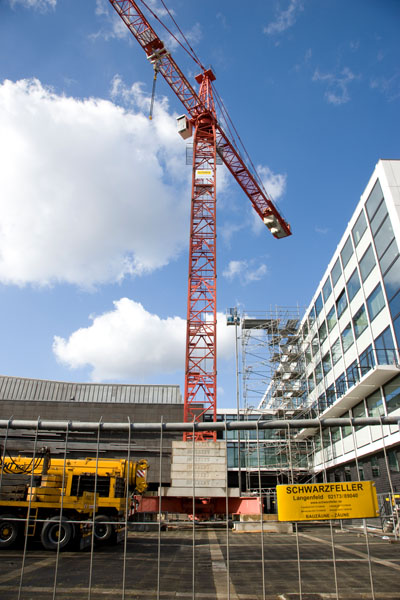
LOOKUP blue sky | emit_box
[0,0,399,408]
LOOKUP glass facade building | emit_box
[288,160,400,489]
[215,160,400,494]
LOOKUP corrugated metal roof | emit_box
[0,375,183,404]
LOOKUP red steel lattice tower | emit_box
[108,0,292,439]
[184,70,217,440]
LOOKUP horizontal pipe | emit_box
[0,417,399,432]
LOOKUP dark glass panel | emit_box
[353,304,368,338]
[340,236,354,268]
[367,283,385,321]
[322,277,332,302]
[347,269,361,302]
[365,179,384,221]
[352,210,367,247]
[383,255,400,301]
[336,289,348,318]
[359,244,376,282]
[331,258,342,286]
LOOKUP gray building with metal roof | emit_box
[0,375,184,487]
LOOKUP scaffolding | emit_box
[237,307,311,488]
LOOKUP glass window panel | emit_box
[331,338,342,365]
[311,334,319,356]
[390,290,400,321]
[318,320,327,344]
[347,269,361,302]
[341,411,352,438]
[308,373,315,393]
[336,289,348,318]
[347,360,360,388]
[331,258,342,286]
[315,361,323,384]
[367,390,384,417]
[340,236,354,268]
[336,373,347,397]
[375,326,396,365]
[302,321,309,338]
[359,344,375,375]
[323,277,332,302]
[367,283,385,321]
[353,304,368,338]
[388,450,400,472]
[352,210,367,246]
[308,306,316,328]
[322,351,332,375]
[317,393,327,413]
[371,455,380,478]
[304,345,312,365]
[359,244,376,283]
[380,238,399,275]
[315,293,323,317]
[331,427,341,443]
[352,400,366,431]
[326,384,335,407]
[370,201,388,235]
[327,306,337,332]
[366,179,384,221]
[384,374,400,414]
[383,255,400,301]
[341,322,354,353]
[395,314,400,348]
[374,215,394,259]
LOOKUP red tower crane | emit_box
[109,1,292,440]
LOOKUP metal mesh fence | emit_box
[1,416,400,600]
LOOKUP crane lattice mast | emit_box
[108,0,292,440]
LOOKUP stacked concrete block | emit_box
[168,441,228,497]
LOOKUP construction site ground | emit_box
[1,524,399,599]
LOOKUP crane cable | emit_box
[212,84,272,199]
[149,62,159,120]
[137,1,277,210]
[139,0,204,70]
[158,0,205,71]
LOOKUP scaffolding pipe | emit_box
[0,417,399,432]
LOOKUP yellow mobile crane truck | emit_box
[0,448,149,551]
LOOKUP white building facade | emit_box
[296,159,400,492]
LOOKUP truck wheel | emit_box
[0,514,19,548]
[41,516,74,551]
[94,514,114,543]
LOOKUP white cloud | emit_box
[312,67,359,105]
[258,165,286,201]
[223,260,267,285]
[0,78,189,287]
[370,72,400,102]
[91,0,130,41]
[264,0,304,36]
[10,0,56,10]
[53,299,235,381]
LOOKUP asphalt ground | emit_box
[0,525,399,599]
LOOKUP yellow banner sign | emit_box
[277,481,379,522]
[196,169,212,177]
